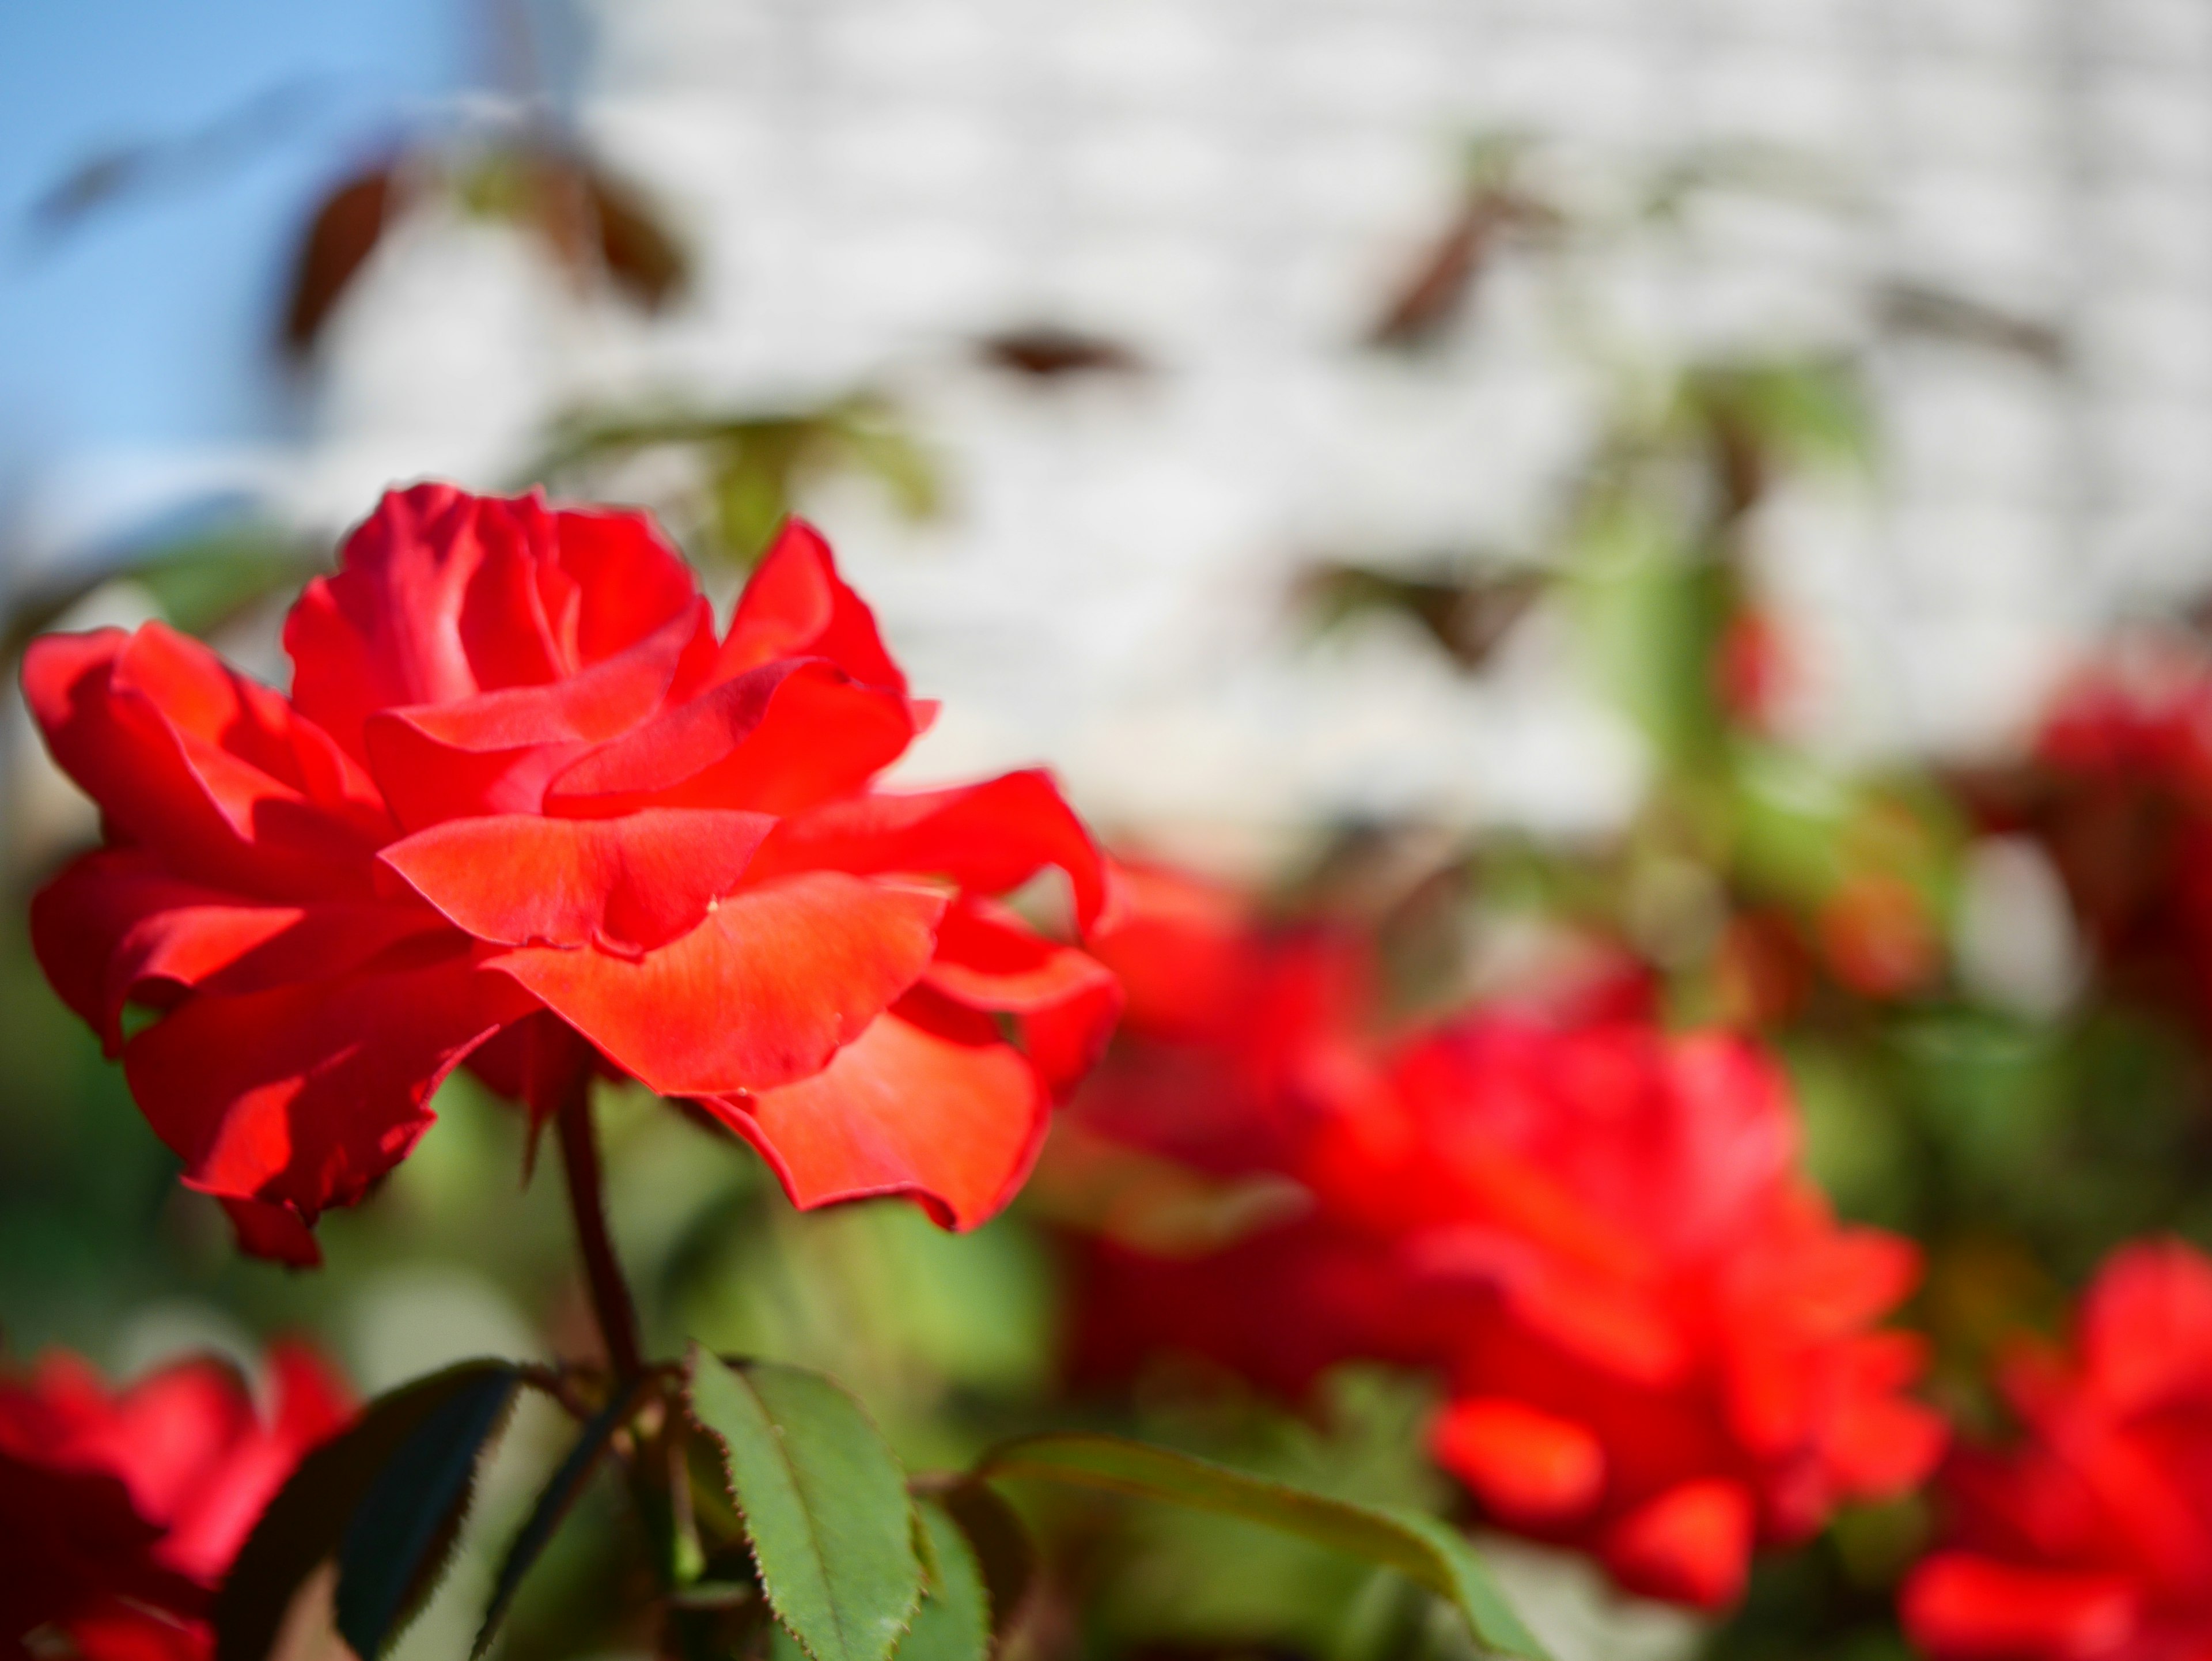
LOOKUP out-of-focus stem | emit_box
[555,1070,647,1386]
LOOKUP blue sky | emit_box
[0,1,485,496]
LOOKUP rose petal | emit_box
[922,897,1122,1099]
[1824,1354,1947,1499]
[554,505,702,667]
[1085,860,1257,1039]
[544,658,915,818]
[923,898,1117,1012]
[2080,1237,2212,1414]
[33,849,449,1054]
[1432,1397,1607,1524]
[714,517,907,693]
[380,807,776,955]
[1015,978,1126,1101]
[218,1198,322,1267]
[286,483,494,755]
[749,769,1111,930]
[701,991,1048,1229]
[25,628,381,900]
[0,1451,206,1637]
[288,486,702,757]
[123,949,537,1219]
[1602,1478,1755,1610]
[1902,1554,2139,1661]
[491,871,945,1095]
[111,623,388,834]
[362,600,712,828]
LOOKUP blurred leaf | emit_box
[1367,192,1558,353]
[473,1378,643,1656]
[830,409,944,523]
[1368,133,1556,352]
[1876,281,2065,368]
[1642,139,1862,224]
[687,1348,924,1661]
[336,1361,520,1659]
[1569,500,1731,768]
[497,147,690,311]
[1298,559,1545,673]
[927,1480,1033,1650]
[215,1360,522,1661]
[3,524,317,661]
[282,164,406,357]
[976,326,1147,380]
[584,162,688,309]
[529,394,938,566]
[1677,359,1873,486]
[974,1433,1546,1661]
[893,1500,990,1661]
[1729,746,1854,905]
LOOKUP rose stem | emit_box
[555,1069,647,1384]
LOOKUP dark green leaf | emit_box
[336,1364,521,1659]
[472,1378,642,1657]
[214,1361,522,1661]
[685,1346,923,1661]
[975,1434,1546,1661]
[893,1501,990,1661]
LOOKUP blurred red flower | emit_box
[1903,1238,2212,1661]
[1716,606,1793,736]
[1067,864,1944,1611]
[24,487,1118,1262]
[0,1341,351,1660]
[1997,639,2212,1028]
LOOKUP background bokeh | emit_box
[6,3,2212,1660]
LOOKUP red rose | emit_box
[1064,867,1943,1611]
[0,1342,351,1660]
[24,486,1119,1262]
[1902,1238,2212,1661]
[1370,1019,1944,1608]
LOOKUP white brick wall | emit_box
[297,0,2212,850]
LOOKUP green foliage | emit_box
[335,1365,521,1659]
[687,1348,926,1661]
[473,1378,643,1656]
[976,1433,1547,1661]
[526,394,940,567]
[925,1480,1034,1649]
[215,1360,522,1661]
[665,1170,1059,1468]
[893,1500,992,1661]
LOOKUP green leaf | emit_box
[336,1364,521,1659]
[893,1501,990,1661]
[929,1480,1033,1647]
[472,1378,643,1656]
[975,1434,1546,1661]
[214,1361,522,1661]
[685,1346,923,1661]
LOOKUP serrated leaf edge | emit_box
[685,1349,923,1661]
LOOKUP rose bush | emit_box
[1065,864,1945,1610]
[24,485,1119,1263]
[1903,1238,2212,1661]
[0,1342,351,1660]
